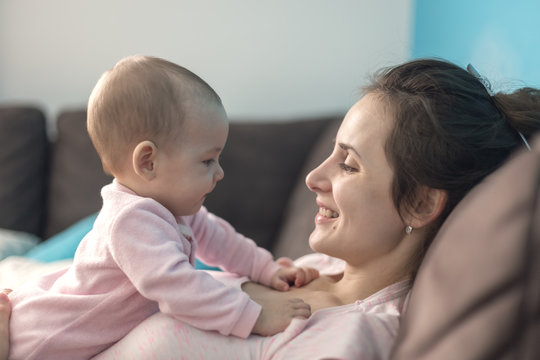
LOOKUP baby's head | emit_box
[88,55,228,216]
[87,55,224,175]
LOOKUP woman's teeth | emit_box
[319,207,339,218]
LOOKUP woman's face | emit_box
[305,94,406,267]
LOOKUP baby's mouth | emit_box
[318,207,339,218]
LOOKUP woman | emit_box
[7,59,540,359]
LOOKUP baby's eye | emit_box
[339,163,358,174]
[202,159,216,166]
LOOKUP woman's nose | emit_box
[305,160,331,193]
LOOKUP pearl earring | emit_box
[405,225,413,235]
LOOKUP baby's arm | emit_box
[189,208,319,289]
[189,208,278,284]
[110,204,263,339]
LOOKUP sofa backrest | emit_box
[0,107,48,237]
[45,110,112,237]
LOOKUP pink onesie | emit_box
[9,181,280,360]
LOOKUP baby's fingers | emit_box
[294,267,320,287]
[293,269,306,287]
[276,257,294,268]
[272,277,290,292]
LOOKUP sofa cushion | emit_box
[204,117,335,251]
[0,107,48,237]
[45,110,112,237]
[392,135,540,359]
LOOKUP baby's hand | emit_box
[270,257,319,291]
[251,296,311,336]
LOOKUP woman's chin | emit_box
[308,231,324,253]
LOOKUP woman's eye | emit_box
[339,163,358,174]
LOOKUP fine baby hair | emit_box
[87,55,223,175]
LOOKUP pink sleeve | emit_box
[185,207,280,286]
[108,201,260,338]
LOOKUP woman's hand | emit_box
[269,257,319,291]
[0,289,12,360]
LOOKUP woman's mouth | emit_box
[318,207,339,219]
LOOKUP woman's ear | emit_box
[132,140,158,180]
[409,186,448,229]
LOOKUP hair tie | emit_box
[467,64,494,95]
[467,64,532,151]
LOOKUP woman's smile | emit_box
[316,207,339,223]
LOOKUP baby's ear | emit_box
[132,140,158,180]
[409,186,448,229]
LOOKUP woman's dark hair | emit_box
[365,58,540,255]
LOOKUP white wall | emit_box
[0,0,412,128]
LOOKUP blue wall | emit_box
[413,0,540,90]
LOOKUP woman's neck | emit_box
[326,261,410,305]
[326,230,423,303]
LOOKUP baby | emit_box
[9,55,317,359]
